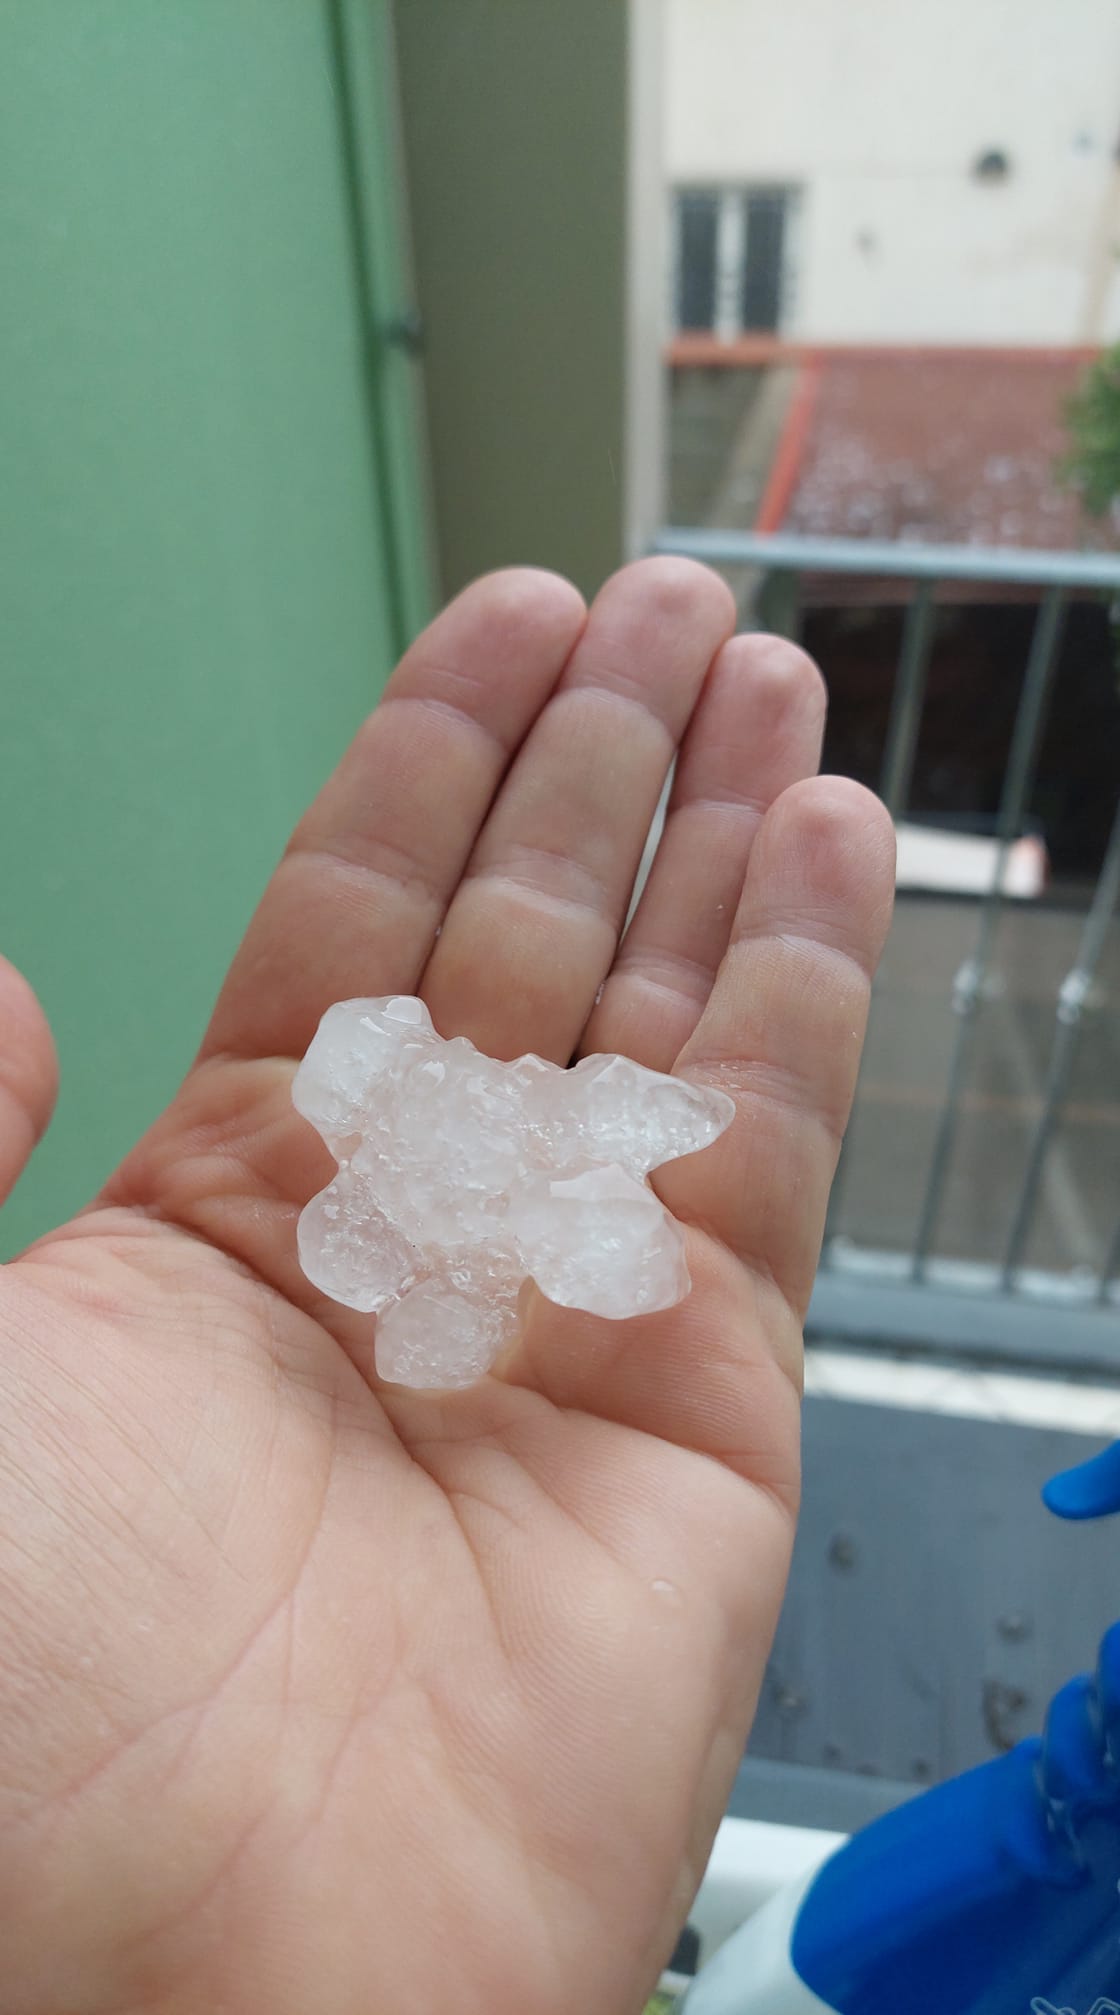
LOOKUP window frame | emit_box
[670,182,801,338]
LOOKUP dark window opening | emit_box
[742,189,787,331]
[675,190,719,331]
[672,185,797,335]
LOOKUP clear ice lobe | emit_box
[293,996,734,1390]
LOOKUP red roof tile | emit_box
[783,351,1114,553]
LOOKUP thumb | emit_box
[0,958,58,1211]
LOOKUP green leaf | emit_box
[1062,342,1120,519]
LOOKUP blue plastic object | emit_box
[781,1450,1120,2013]
[1044,1441,1120,1522]
[789,1623,1120,2012]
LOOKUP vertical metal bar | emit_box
[1100,1214,1120,1304]
[328,0,438,651]
[878,581,937,818]
[784,570,804,647]
[830,584,937,1240]
[911,588,1068,1278]
[825,1019,876,1250]
[824,590,933,1256]
[759,566,803,642]
[732,567,768,633]
[1002,796,1120,1283]
[823,1137,849,1256]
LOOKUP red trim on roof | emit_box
[754,355,824,533]
[774,350,1106,552]
[668,334,1101,369]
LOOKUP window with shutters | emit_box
[671,186,799,336]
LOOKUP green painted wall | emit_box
[0,0,431,1252]
[395,0,629,601]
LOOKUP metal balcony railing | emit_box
[654,527,1120,1374]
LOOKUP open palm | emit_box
[0,560,893,2015]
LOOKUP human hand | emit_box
[0,560,894,2015]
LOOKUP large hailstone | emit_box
[293,996,734,1390]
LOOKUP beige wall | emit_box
[666,0,1120,344]
[626,0,669,555]
[395,0,631,601]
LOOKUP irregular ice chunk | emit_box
[293,997,734,1390]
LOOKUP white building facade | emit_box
[665,0,1120,345]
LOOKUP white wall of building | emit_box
[665,0,1120,344]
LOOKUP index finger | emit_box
[199,570,587,1065]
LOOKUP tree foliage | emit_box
[1064,342,1120,519]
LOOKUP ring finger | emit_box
[580,634,827,1072]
